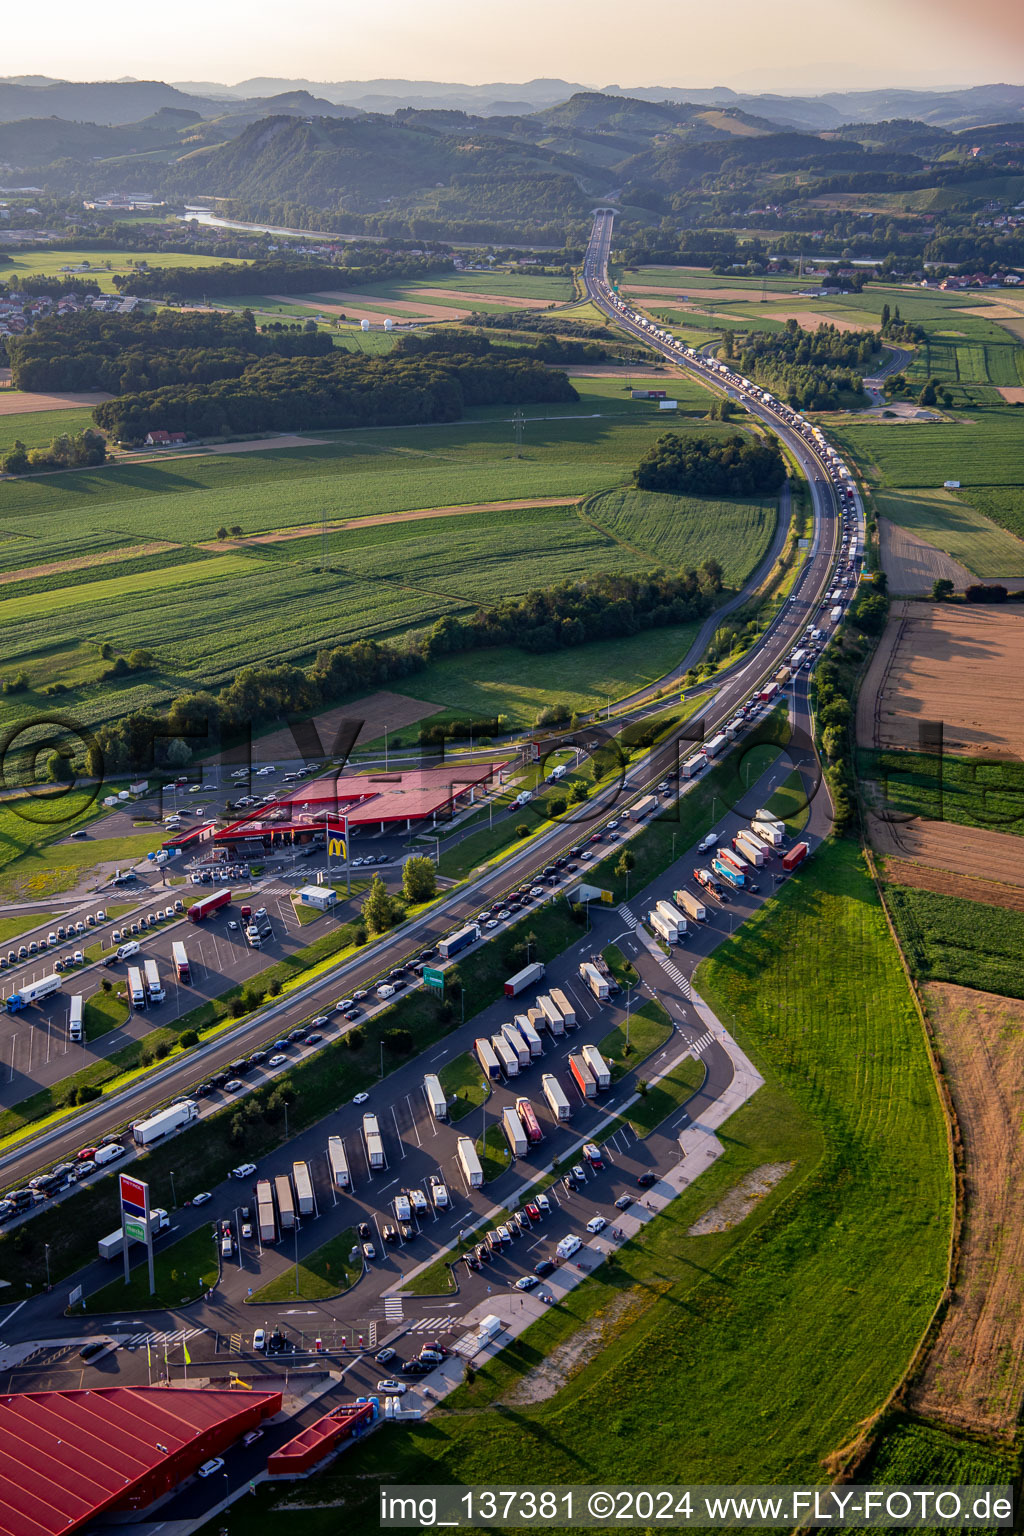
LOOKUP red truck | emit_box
[188,888,231,923]
[782,842,809,872]
[515,1096,543,1145]
[756,681,780,703]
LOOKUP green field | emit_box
[0,405,101,456]
[886,883,1024,999]
[862,747,1024,836]
[0,246,249,293]
[439,1051,489,1122]
[587,485,778,589]
[873,487,1024,576]
[833,411,1024,491]
[597,998,673,1082]
[84,1225,220,1312]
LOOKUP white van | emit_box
[556,1234,582,1260]
[94,1144,125,1168]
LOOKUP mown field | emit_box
[0,405,101,456]
[872,488,1024,576]
[233,839,949,1532]
[0,246,249,293]
[886,882,1024,999]
[587,485,777,589]
[863,748,1024,836]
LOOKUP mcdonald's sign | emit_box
[328,836,347,860]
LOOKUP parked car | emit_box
[231,1163,257,1179]
[514,1274,541,1291]
[197,1458,225,1479]
[637,1171,658,1188]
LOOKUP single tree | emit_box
[931,578,955,603]
[361,873,396,935]
[402,854,437,904]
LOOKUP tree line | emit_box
[634,431,786,497]
[396,327,613,366]
[1,429,107,477]
[113,252,453,301]
[729,319,878,411]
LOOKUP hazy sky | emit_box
[3,0,1023,91]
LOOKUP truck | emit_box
[649,908,678,945]
[292,1160,314,1217]
[569,1053,597,1100]
[682,753,708,779]
[542,1073,571,1121]
[438,923,480,961]
[751,816,784,847]
[704,732,729,759]
[127,965,147,1009]
[516,1096,543,1144]
[423,1073,447,1120]
[713,856,745,889]
[630,794,658,819]
[256,1179,276,1243]
[549,987,576,1029]
[274,1173,296,1232]
[582,1043,611,1090]
[694,866,724,897]
[734,831,767,867]
[579,962,609,1002]
[132,1098,198,1147]
[474,1036,501,1082]
[502,1106,528,1158]
[715,847,747,879]
[144,958,165,1005]
[171,940,191,984]
[830,605,843,624]
[538,994,565,1035]
[327,1135,350,1190]
[775,666,792,687]
[98,1208,170,1261]
[656,899,688,936]
[675,888,707,924]
[514,1014,543,1058]
[188,888,230,923]
[504,961,544,998]
[782,841,809,872]
[755,680,780,703]
[5,973,62,1013]
[457,1136,483,1189]
[491,1033,519,1079]
[68,993,84,1043]
[789,649,808,669]
[502,1022,530,1070]
[362,1113,384,1170]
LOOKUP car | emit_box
[362,1243,376,1261]
[377,1378,406,1394]
[353,1091,370,1105]
[78,1341,106,1361]
[76,1147,97,1163]
[698,832,719,853]
[311,1014,330,1028]
[287,1028,307,1043]
[190,1191,213,1206]
[607,819,619,830]
[484,919,498,930]
[535,1193,551,1214]
[418,1346,448,1363]
[495,1224,512,1245]
[614,1194,634,1211]
[227,920,239,931]
[637,1171,658,1188]
[514,1274,541,1291]
[241,1221,253,1239]
[335,998,354,1011]
[530,886,544,898]
[375,1346,399,1367]
[475,1242,491,1264]
[70,829,89,841]
[352,989,368,1001]
[344,1007,361,1021]
[268,1053,288,1068]
[514,1210,530,1232]
[197,1458,225,1479]
[463,1253,481,1272]
[571,1164,586,1183]
[400,1358,432,1376]
[382,1223,399,1244]
[586,1215,608,1234]
[231,1163,257,1179]
[533,1258,555,1277]
[303,1033,323,1045]
[224,1079,244,1093]
[525,1201,541,1221]
[243,1428,264,1447]
[400,1222,415,1242]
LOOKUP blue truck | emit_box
[712,856,745,890]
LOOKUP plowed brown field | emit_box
[882,856,1024,913]
[879,519,972,594]
[869,814,1024,892]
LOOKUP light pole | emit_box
[44,1243,50,1291]
[625,985,633,1053]
[380,1040,385,1079]
[294,1217,301,1297]
[169,1171,176,1209]
[384,728,389,771]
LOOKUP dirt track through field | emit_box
[869,814,1024,891]
[303,290,470,321]
[879,517,973,592]
[997,386,1024,402]
[882,856,1024,913]
[856,601,1024,758]
[204,435,329,454]
[0,540,180,586]
[199,497,581,550]
[0,387,113,414]
[910,982,1024,1435]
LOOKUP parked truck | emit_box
[292,1160,314,1217]
[549,987,576,1028]
[256,1179,277,1243]
[734,832,767,867]
[423,1073,448,1119]
[475,1036,501,1082]
[68,993,84,1043]
[363,1113,385,1170]
[144,958,165,1005]
[514,1014,543,1058]
[515,1096,543,1144]
[754,809,786,837]
[582,1043,611,1090]
[457,1135,483,1189]
[438,923,480,961]
[501,1022,530,1069]
[491,1033,519,1079]
[127,965,147,1009]
[171,940,190,984]
[649,908,678,945]
[5,973,62,1013]
[693,867,724,898]
[538,994,565,1035]
[132,1098,198,1147]
[569,1053,597,1100]
[782,841,809,872]
[715,847,747,879]
[188,888,230,923]
[656,899,687,936]
[750,818,784,848]
[327,1135,350,1190]
[542,1073,571,1121]
[275,1173,296,1232]
[713,856,745,890]
[502,1106,528,1157]
[504,961,544,998]
[98,1208,170,1260]
[675,888,707,923]
[579,961,609,1001]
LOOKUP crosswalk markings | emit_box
[123,1327,205,1350]
[617,904,638,931]
[383,1296,404,1321]
[689,1030,715,1056]
[407,1316,455,1333]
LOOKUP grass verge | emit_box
[597,997,673,1083]
[247,1228,361,1303]
[83,1226,219,1313]
[439,1052,489,1123]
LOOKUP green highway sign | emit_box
[124,1217,147,1244]
[423,966,445,990]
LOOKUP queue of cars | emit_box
[2,909,109,970]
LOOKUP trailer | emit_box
[754,809,785,836]
[327,1135,350,1190]
[423,1073,447,1119]
[504,961,545,998]
[751,817,784,847]
[171,940,190,984]
[656,899,687,935]
[716,847,747,879]
[501,1022,530,1069]
[514,1014,543,1058]
[630,794,658,819]
[474,1036,501,1082]
[713,855,745,889]
[68,993,84,1043]
[491,1033,520,1079]
[438,923,480,961]
[579,962,609,1001]
[5,973,62,1012]
[705,732,729,759]
[275,1173,296,1232]
[538,994,565,1035]
[98,1208,169,1261]
[549,987,576,1029]
[830,605,843,623]
[132,1098,198,1147]
[756,681,780,703]
[735,830,768,867]
[362,1113,385,1170]
[649,908,678,945]
[502,1106,528,1157]
[681,753,708,779]
[188,888,230,923]
[782,841,809,872]
[675,888,707,923]
[693,866,722,896]
[292,1160,315,1217]
[542,1072,572,1121]
[516,1096,543,1144]
[144,957,165,1005]
[582,1044,611,1090]
[127,965,147,1009]
[457,1136,483,1189]
[256,1179,277,1243]
[569,1053,597,1100]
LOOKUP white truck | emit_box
[423,1073,448,1119]
[538,994,565,1035]
[751,816,784,848]
[649,908,678,946]
[127,965,147,1009]
[656,899,688,936]
[328,1135,350,1190]
[582,1043,611,1090]
[682,753,708,779]
[674,888,707,923]
[132,1098,198,1147]
[501,1022,530,1069]
[549,987,576,1028]
[97,1207,169,1260]
[501,1106,528,1157]
[514,1013,543,1058]
[457,1136,483,1189]
[144,958,165,1005]
[504,961,545,998]
[363,1113,385,1169]
[579,962,609,1002]
[733,832,767,868]
[491,1033,519,1079]
[393,1191,412,1223]
[292,1160,314,1217]
[69,993,84,1043]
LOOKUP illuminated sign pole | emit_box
[119,1172,155,1293]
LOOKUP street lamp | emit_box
[294,1218,301,1297]
[169,1171,177,1208]
[44,1243,51,1291]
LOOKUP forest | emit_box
[113,250,453,300]
[634,431,786,497]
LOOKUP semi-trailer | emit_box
[713,856,745,889]
[327,1135,350,1190]
[457,1136,483,1189]
[705,732,729,758]
[693,867,724,897]
[756,681,780,703]
[716,847,747,878]
[132,1099,198,1147]
[438,923,480,961]
[501,1022,530,1069]
[515,1096,543,1144]
[569,1054,597,1100]
[734,832,767,867]
[542,1073,571,1121]
[171,940,190,984]
[127,965,147,1008]
[68,993,84,1043]
[504,961,545,997]
[538,994,565,1034]
[188,888,230,923]
[549,987,576,1028]
[144,958,165,1004]
[656,899,688,935]
[579,962,609,1001]
[630,794,658,819]
[98,1208,170,1260]
[362,1113,385,1169]
[292,1160,314,1217]
[754,809,786,836]
[6,973,62,1012]
[675,888,707,923]
[502,1106,528,1157]
[514,1014,543,1058]
[474,1036,501,1081]
[682,752,708,778]
[649,909,678,945]
[782,841,809,872]
[491,1034,519,1079]
[423,1073,448,1119]
[256,1179,277,1243]
[275,1173,296,1232]
[581,1043,611,1090]
[830,605,843,623]
[750,819,784,848]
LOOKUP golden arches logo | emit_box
[328,837,347,860]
